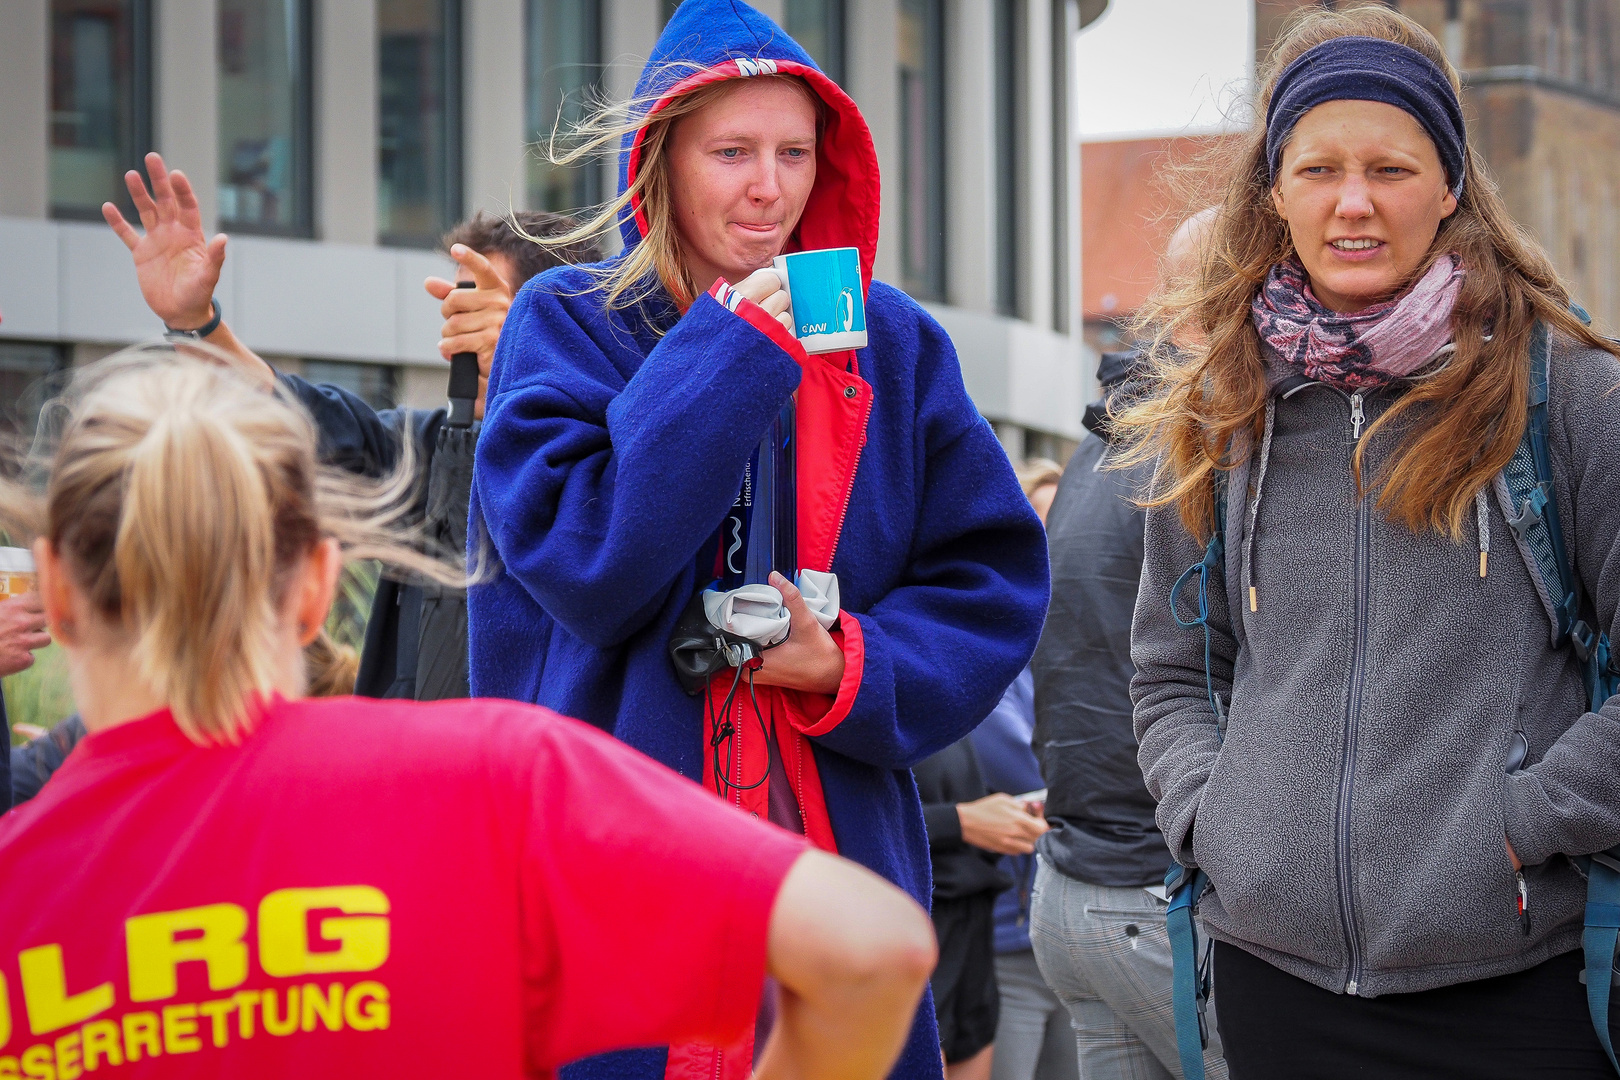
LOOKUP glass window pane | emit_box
[786,0,845,85]
[527,0,602,214]
[994,0,1022,317]
[50,0,152,219]
[0,342,68,440]
[1481,0,1531,66]
[219,0,313,235]
[302,360,399,411]
[899,0,946,301]
[379,0,463,246]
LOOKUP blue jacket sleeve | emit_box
[806,311,1051,771]
[474,287,803,648]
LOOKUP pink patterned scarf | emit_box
[1251,256,1463,389]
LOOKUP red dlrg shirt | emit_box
[0,696,806,1078]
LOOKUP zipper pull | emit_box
[1349,392,1366,440]
[1516,870,1531,935]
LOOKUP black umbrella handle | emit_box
[446,280,478,427]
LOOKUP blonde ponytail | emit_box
[116,375,288,739]
[1,347,466,743]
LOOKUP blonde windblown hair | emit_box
[0,347,465,744]
[519,67,824,314]
[1114,4,1619,543]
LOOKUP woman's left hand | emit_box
[1507,836,1522,872]
[753,571,845,695]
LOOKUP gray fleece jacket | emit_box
[1131,332,1620,998]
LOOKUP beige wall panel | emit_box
[465,0,529,214]
[157,0,221,229]
[946,0,996,314]
[317,0,379,243]
[846,0,901,284]
[0,0,48,218]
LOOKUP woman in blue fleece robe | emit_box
[468,3,1049,1077]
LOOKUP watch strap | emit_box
[164,296,222,341]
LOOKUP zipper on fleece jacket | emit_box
[1337,387,1370,994]
[822,381,874,570]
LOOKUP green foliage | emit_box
[5,643,73,744]
[327,560,380,651]
[3,564,381,745]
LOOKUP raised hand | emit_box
[103,152,226,331]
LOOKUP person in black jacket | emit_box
[1027,347,1227,1080]
[102,153,598,700]
[917,723,1048,1079]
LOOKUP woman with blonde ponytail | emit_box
[1120,5,1620,1076]
[0,350,938,1080]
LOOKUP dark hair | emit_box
[440,211,604,289]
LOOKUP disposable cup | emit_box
[0,547,37,599]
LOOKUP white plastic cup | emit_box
[0,547,36,599]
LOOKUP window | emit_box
[49,0,153,220]
[0,342,68,439]
[1481,0,1531,67]
[899,0,947,302]
[994,0,1024,317]
[303,360,398,411]
[379,0,464,246]
[526,0,603,214]
[218,0,313,235]
[787,0,846,85]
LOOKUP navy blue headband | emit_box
[1265,36,1466,198]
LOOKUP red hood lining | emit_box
[624,59,880,296]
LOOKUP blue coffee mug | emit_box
[771,247,867,354]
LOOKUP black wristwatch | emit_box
[164,297,223,341]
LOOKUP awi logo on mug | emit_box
[771,247,867,354]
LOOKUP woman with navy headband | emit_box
[1116,6,1620,1077]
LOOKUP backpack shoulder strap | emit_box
[1503,319,1618,710]
[1500,322,1580,644]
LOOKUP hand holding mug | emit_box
[735,269,794,334]
[0,592,50,678]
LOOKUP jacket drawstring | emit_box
[1242,398,1278,613]
[1476,487,1491,578]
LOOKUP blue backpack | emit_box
[1165,320,1620,1079]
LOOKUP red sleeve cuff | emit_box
[707,278,810,365]
[783,614,865,738]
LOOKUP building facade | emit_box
[0,0,1103,457]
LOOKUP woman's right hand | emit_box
[735,268,794,334]
[103,151,226,331]
[958,793,1050,855]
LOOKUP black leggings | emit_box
[1214,941,1615,1079]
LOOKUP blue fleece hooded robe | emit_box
[468,3,1050,1076]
